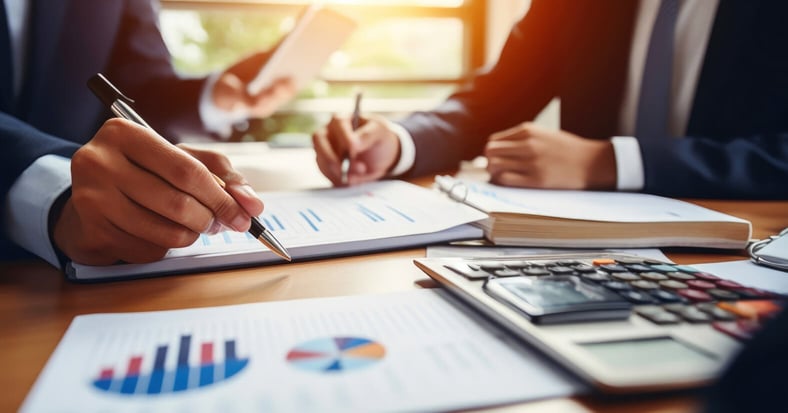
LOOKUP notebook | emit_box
[66,181,487,281]
[433,176,751,249]
[246,5,356,95]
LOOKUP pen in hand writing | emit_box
[87,73,291,262]
[341,91,362,186]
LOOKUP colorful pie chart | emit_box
[286,337,386,373]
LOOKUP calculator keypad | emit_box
[445,257,785,340]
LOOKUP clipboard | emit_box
[749,227,788,272]
[246,5,356,95]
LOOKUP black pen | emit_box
[87,73,291,261]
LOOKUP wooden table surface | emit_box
[2,145,786,412]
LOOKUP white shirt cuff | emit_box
[199,72,248,139]
[611,136,645,191]
[4,155,72,268]
[386,121,416,177]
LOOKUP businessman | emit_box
[1,1,294,266]
[313,0,788,199]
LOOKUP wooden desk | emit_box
[2,145,786,412]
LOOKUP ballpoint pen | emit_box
[341,91,362,186]
[87,73,291,262]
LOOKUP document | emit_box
[66,181,487,281]
[690,260,788,295]
[434,176,752,249]
[20,290,583,413]
[247,5,356,95]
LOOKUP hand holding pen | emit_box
[312,93,402,187]
[50,74,290,266]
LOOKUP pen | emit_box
[87,73,292,262]
[341,91,362,186]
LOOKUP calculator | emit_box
[413,253,785,393]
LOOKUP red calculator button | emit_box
[715,280,743,289]
[686,280,716,290]
[677,289,713,302]
[693,272,720,281]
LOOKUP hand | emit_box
[312,115,401,186]
[211,51,296,118]
[53,118,263,265]
[483,122,617,190]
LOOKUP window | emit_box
[159,0,526,141]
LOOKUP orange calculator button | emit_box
[592,258,617,266]
[717,300,782,320]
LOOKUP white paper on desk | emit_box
[427,245,672,262]
[21,290,583,413]
[690,260,788,295]
[68,181,487,280]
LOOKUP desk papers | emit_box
[20,290,582,413]
[67,181,487,281]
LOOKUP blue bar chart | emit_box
[92,335,249,395]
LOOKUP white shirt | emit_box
[3,1,239,267]
[391,0,720,189]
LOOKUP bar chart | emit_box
[92,335,249,395]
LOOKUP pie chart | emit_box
[286,336,386,373]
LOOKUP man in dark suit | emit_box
[1,1,293,266]
[313,0,788,199]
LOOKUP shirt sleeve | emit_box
[198,72,249,139]
[611,136,645,191]
[3,155,72,268]
[386,120,417,177]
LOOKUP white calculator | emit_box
[414,253,784,393]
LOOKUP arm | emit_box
[641,133,788,199]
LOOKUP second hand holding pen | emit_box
[87,73,291,262]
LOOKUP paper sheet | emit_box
[690,260,788,295]
[21,290,582,412]
[427,245,671,263]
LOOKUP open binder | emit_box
[434,175,752,249]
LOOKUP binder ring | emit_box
[448,182,469,203]
[748,227,788,272]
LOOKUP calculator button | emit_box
[643,259,666,265]
[732,288,772,299]
[697,306,737,321]
[445,264,490,280]
[712,319,761,341]
[715,280,743,290]
[660,280,689,290]
[650,290,685,303]
[592,258,617,265]
[707,288,740,301]
[556,260,582,266]
[547,266,575,275]
[522,268,551,276]
[581,272,611,283]
[673,265,700,273]
[636,308,681,324]
[679,307,713,323]
[717,300,783,320]
[611,272,641,282]
[665,271,695,281]
[479,263,506,272]
[693,272,720,281]
[571,264,598,273]
[599,264,628,273]
[615,257,646,265]
[631,280,660,290]
[602,281,632,291]
[639,272,669,281]
[677,289,713,302]
[492,269,522,277]
[624,264,653,273]
[650,264,677,273]
[662,304,688,314]
[620,290,658,304]
[686,280,716,290]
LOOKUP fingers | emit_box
[179,144,264,219]
[313,115,355,186]
[111,122,253,232]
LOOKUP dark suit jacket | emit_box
[400,0,788,199]
[1,0,207,259]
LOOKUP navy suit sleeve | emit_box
[639,133,788,199]
[105,0,205,140]
[399,0,569,178]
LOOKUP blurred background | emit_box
[158,0,557,144]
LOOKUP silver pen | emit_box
[341,91,362,186]
[87,73,291,262]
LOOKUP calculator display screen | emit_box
[580,337,715,368]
